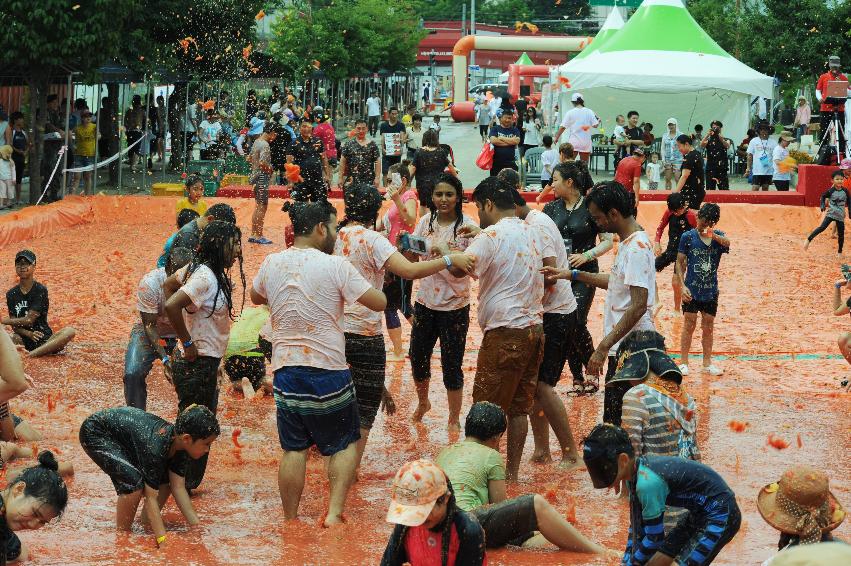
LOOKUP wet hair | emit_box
[667,192,686,211]
[585,180,634,218]
[553,161,583,188]
[676,134,692,145]
[422,129,439,149]
[698,202,720,224]
[206,203,236,225]
[559,142,575,158]
[174,404,220,441]
[167,246,193,274]
[496,168,521,190]
[176,208,199,229]
[185,174,204,189]
[284,200,337,236]
[387,161,412,185]
[627,110,639,119]
[472,176,516,211]
[186,221,245,321]
[574,161,594,193]
[542,134,553,148]
[427,173,464,238]
[464,402,507,441]
[343,183,383,226]
[10,451,68,517]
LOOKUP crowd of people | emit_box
[0,72,849,566]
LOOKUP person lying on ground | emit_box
[756,464,846,566]
[3,250,75,358]
[79,405,220,548]
[381,459,486,566]
[157,203,236,268]
[0,451,68,564]
[436,402,615,556]
[583,423,741,566]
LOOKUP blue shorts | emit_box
[273,366,360,456]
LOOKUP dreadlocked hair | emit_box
[185,220,245,320]
[391,478,459,566]
[427,173,464,239]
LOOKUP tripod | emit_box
[817,101,847,166]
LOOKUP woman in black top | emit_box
[286,120,330,202]
[542,162,612,394]
[411,129,452,208]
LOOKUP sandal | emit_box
[582,375,600,396]
[566,378,586,397]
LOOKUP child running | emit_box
[676,203,730,376]
[654,193,697,313]
[80,405,219,547]
[583,423,741,566]
[0,451,68,564]
[3,250,76,358]
[436,402,614,556]
[175,174,208,216]
[381,459,486,566]
[409,173,476,431]
[805,170,850,254]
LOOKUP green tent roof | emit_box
[514,52,534,66]
[599,0,729,57]
[574,8,624,60]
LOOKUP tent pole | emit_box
[60,73,73,198]
[93,81,102,195]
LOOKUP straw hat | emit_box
[779,131,794,142]
[757,465,845,543]
[0,145,12,160]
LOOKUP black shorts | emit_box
[752,174,772,186]
[224,353,266,389]
[80,417,150,494]
[253,172,270,206]
[659,496,741,564]
[682,297,718,317]
[479,125,489,137]
[538,311,578,387]
[258,337,273,361]
[655,243,679,272]
[344,333,386,429]
[21,329,52,352]
[774,179,790,191]
[473,494,538,548]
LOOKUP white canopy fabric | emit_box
[556,0,773,142]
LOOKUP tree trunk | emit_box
[107,83,120,185]
[26,76,49,205]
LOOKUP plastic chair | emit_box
[521,147,545,188]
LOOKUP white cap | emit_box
[571,93,583,102]
[666,117,677,125]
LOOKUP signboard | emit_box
[589,0,642,6]
[468,65,481,71]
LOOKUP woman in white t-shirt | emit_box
[772,131,794,191]
[555,94,600,164]
[520,107,542,157]
[164,220,245,489]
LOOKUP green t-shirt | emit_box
[436,440,505,512]
[224,306,270,359]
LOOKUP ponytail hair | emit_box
[10,451,68,518]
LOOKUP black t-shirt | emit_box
[86,407,188,489]
[171,219,202,252]
[619,126,644,159]
[542,198,601,273]
[287,136,326,183]
[413,148,449,189]
[379,121,406,157]
[269,124,293,168]
[0,493,21,564]
[6,282,52,337]
[680,149,705,208]
[488,125,521,162]
[704,133,728,173]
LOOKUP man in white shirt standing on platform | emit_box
[366,92,382,138]
[250,200,387,527]
[542,181,656,427]
[453,177,545,482]
[554,93,600,164]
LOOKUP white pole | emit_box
[470,0,476,68]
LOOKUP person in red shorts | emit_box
[614,147,645,213]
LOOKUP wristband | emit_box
[182,339,193,349]
[161,355,170,365]
[156,535,166,547]
[442,255,452,268]
[571,269,580,281]
[836,282,845,289]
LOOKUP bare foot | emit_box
[651,301,663,321]
[447,420,461,433]
[241,377,256,399]
[59,461,75,477]
[411,400,431,422]
[804,238,811,250]
[323,514,345,527]
[387,350,406,362]
[530,450,552,464]
[556,455,584,472]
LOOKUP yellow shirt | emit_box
[176,197,208,216]
[75,123,97,157]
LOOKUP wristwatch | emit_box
[442,255,452,268]
[182,339,194,349]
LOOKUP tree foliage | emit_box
[269,0,425,81]
[410,0,590,30]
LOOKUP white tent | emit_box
[557,0,774,143]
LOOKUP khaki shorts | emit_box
[473,325,544,417]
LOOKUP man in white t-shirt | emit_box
[745,121,778,191]
[554,93,600,164]
[543,181,656,426]
[454,177,545,482]
[366,93,382,137]
[250,201,387,527]
[123,247,192,411]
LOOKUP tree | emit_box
[269,0,425,81]
[0,0,134,202]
